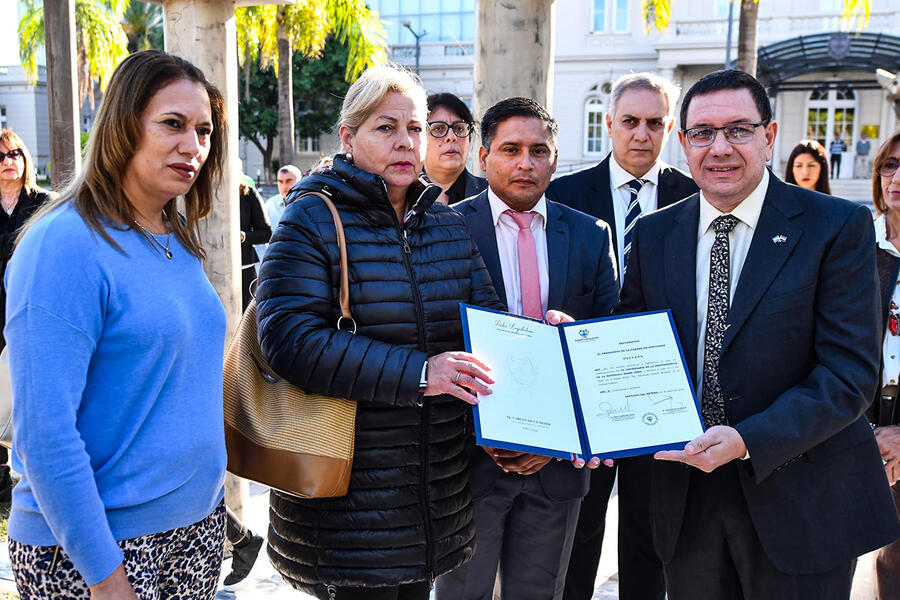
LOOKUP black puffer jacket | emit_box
[256,154,502,593]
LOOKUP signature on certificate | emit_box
[596,399,633,419]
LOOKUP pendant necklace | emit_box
[133,218,173,259]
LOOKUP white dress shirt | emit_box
[876,215,900,388]
[488,188,550,318]
[609,157,661,282]
[695,169,769,398]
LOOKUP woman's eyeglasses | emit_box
[0,148,24,162]
[427,121,474,139]
[878,158,900,179]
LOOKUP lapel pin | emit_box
[772,235,787,244]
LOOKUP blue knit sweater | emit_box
[4,203,227,585]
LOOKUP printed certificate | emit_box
[460,304,704,460]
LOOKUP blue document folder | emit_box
[459,303,705,461]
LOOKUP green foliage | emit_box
[17,0,44,85]
[840,0,870,30]
[293,37,350,138]
[640,0,671,33]
[236,0,387,83]
[122,1,163,52]
[642,0,869,34]
[239,37,350,152]
[18,0,130,107]
[239,62,280,150]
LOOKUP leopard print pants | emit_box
[9,501,225,599]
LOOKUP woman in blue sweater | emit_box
[4,50,228,599]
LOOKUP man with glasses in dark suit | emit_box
[548,72,697,600]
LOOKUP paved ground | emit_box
[0,479,879,599]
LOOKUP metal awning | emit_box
[738,32,900,93]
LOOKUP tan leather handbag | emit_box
[223,192,357,498]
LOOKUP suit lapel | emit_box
[591,158,617,247]
[546,202,569,310]
[665,196,700,384]
[657,165,680,209]
[468,192,508,307]
[721,178,803,355]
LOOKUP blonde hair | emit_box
[0,129,38,194]
[19,50,227,259]
[339,64,427,135]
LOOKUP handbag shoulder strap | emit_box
[298,191,355,333]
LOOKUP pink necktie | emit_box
[505,210,542,320]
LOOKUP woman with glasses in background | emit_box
[0,130,53,506]
[868,129,900,599]
[424,93,486,205]
[0,130,53,352]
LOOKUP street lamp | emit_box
[401,20,427,76]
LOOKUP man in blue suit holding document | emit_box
[434,98,618,599]
[617,69,900,599]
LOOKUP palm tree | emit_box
[641,0,870,76]
[121,1,163,53]
[18,0,130,108]
[236,0,387,168]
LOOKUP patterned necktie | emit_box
[622,179,644,272]
[701,215,740,427]
[505,210,543,320]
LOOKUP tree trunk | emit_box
[277,11,295,170]
[244,39,250,102]
[474,0,555,175]
[737,0,759,76]
[161,0,245,519]
[44,0,81,188]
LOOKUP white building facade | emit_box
[0,1,49,177]
[378,0,900,184]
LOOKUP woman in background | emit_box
[238,180,271,309]
[784,139,831,194]
[5,50,228,600]
[423,92,486,205]
[0,129,52,504]
[869,129,900,599]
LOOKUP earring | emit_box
[345,152,353,164]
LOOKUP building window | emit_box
[0,107,6,131]
[369,0,475,45]
[592,0,607,32]
[715,0,733,17]
[299,136,320,153]
[806,86,857,177]
[614,0,628,32]
[592,0,629,33]
[584,98,607,156]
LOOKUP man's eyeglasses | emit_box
[427,121,474,139]
[0,148,24,162]
[682,122,768,147]
[877,158,900,179]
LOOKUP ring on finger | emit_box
[454,372,461,384]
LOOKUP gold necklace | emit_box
[133,219,173,259]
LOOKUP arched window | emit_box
[584,97,607,156]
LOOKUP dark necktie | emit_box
[622,179,644,272]
[701,215,739,427]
